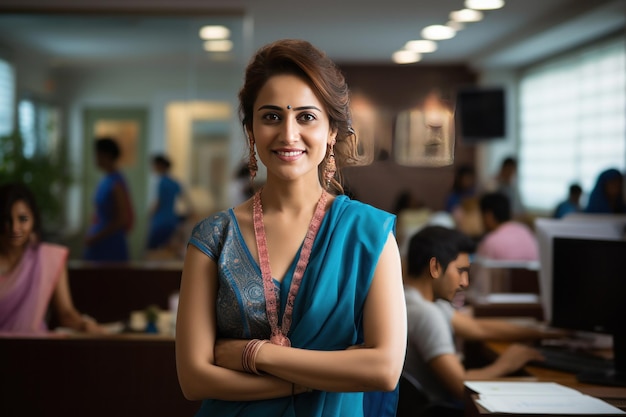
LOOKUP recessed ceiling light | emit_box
[464,0,505,10]
[199,25,230,40]
[450,9,484,22]
[392,50,422,64]
[446,20,465,31]
[203,39,233,52]
[421,25,456,40]
[404,40,437,53]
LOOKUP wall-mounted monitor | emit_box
[455,87,506,143]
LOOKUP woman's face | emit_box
[249,74,337,185]
[1,199,35,249]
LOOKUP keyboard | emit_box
[529,346,614,374]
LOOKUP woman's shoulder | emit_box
[38,242,70,259]
[191,209,234,234]
[335,195,392,217]
[331,195,396,243]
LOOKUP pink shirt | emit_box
[477,221,539,261]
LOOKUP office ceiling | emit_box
[0,0,623,69]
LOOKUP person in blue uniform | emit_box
[84,137,133,262]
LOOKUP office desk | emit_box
[0,333,201,417]
[60,260,183,324]
[464,341,626,416]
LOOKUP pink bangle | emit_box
[242,339,269,375]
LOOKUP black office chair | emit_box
[396,373,463,417]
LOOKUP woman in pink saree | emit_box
[0,182,103,334]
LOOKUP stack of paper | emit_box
[465,381,625,415]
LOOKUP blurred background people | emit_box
[445,164,476,213]
[84,137,134,262]
[393,189,431,258]
[585,168,625,214]
[553,183,583,219]
[489,157,525,218]
[477,192,538,261]
[446,164,482,239]
[146,154,193,257]
[0,182,104,334]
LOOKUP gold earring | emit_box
[248,134,258,182]
[324,139,336,188]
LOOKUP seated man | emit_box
[477,192,538,261]
[403,226,555,407]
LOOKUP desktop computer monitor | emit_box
[535,217,626,323]
[551,237,626,386]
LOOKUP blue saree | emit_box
[188,195,398,417]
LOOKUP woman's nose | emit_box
[281,117,299,143]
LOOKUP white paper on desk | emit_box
[484,293,540,303]
[465,381,580,396]
[476,394,626,415]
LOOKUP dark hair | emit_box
[95,137,121,160]
[0,182,43,244]
[569,183,582,196]
[501,157,517,169]
[152,154,171,170]
[406,225,475,277]
[238,39,369,194]
[392,190,412,214]
[452,164,475,193]
[479,192,511,223]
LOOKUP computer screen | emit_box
[550,237,626,386]
[551,238,626,335]
[534,217,626,323]
[455,87,505,142]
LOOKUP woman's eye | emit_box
[262,113,280,122]
[298,113,316,122]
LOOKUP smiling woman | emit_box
[0,182,104,334]
[175,39,407,417]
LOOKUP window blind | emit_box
[0,59,15,137]
[518,37,625,211]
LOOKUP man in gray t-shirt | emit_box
[404,287,457,404]
[403,226,549,406]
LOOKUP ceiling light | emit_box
[450,9,484,22]
[199,25,230,40]
[421,25,456,40]
[464,0,505,10]
[446,20,465,31]
[392,50,421,64]
[404,40,437,53]
[203,40,233,52]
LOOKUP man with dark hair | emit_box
[403,226,551,407]
[553,183,583,219]
[477,192,538,261]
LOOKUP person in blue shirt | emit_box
[84,137,133,262]
[553,183,582,219]
[147,154,189,250]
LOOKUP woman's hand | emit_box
[215,338,251,372]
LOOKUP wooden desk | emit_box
[59,260,183,324]
[0,333,201,417]
[464,341,626,416]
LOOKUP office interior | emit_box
[0,0,625,416]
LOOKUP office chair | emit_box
[396,373,463,417]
